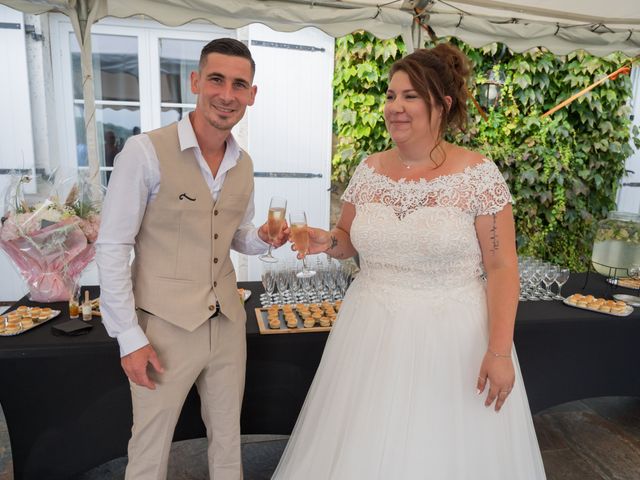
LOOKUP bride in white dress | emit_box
[272,43,546,479]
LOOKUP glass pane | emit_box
[71,33,139,101]
[161,107,194,127]
[74,104,141,167]
[77,167,112,187]
[101,169,113,186]
[159,38,205,104]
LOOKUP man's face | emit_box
[191,53,257,131]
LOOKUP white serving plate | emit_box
[562,299,633,317]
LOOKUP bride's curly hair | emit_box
[389,43,471,165]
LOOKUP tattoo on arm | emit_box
[324,234,346,258]
[326,235,338,252]
[490,214,499,255]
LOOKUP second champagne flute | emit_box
[259,196,287,263]
[289,210,316,278]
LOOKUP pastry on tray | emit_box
[565,294,630,314]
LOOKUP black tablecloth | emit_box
[1,274,639,479]
[513,273,640,415]
[0,282,327,480]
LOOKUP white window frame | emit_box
[48,14,233,175]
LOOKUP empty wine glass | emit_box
[259,196,287,263]
[518,265,529,301]
[261,266,276,306]
[554,267,570,300]
[542,265,558,300]
[312,267,326,301]
[335,263,352,299]
[288,266,302,303]
[289,210,316,278]
[323,264,337,301]
[527,267,543,301]
[275,269,289,305]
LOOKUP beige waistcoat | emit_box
[131,123,253,330]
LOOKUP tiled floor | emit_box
[2,397,640,479]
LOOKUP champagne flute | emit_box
[259,196,287,263]
[289,210,316,278]
[261,265,276,306]
[275,268,289,305]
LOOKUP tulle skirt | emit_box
[272,277,546,479]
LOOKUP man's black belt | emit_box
[209,302,221,319]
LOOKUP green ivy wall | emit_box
[332,33,639,270]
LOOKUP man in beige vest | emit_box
[96,38,286,480]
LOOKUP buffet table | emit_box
[1,274,640,479]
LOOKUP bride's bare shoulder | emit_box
[449,145,487,169]
[363,150,394,171]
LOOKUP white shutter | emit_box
[0,5,34,301]
[242,24,335,281]
[616,67,640,213]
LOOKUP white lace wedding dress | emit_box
[272,159,546,479]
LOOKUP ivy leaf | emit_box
[339,109,357,125]
[362,94,376,106]
[593,174,604,188]
[583,57,603,75]
[539,191,553,204]
[536,56,553,73]
[609,141,622,153]
[599,121,613,134]
[383,43,398,62]
[373,43,384,60]
[521,169,538,185]
[514,72,532,89]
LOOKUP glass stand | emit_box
[583,261,639,293]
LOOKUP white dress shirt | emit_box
[96,116,268,357]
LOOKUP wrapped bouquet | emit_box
[0,173,102,302]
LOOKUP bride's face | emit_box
[384,70,442,145]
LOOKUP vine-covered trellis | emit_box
[332,33,639,270]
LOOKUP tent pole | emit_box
[68,0,100,187]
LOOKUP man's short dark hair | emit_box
[199,38,255,76]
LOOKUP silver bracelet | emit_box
[488,348,511,358]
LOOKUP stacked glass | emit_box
[260,257,354,307]
[518,256,570,301]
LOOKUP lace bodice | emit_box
[342,159,512,291]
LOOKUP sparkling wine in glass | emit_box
[289,210,316,278]
[259,196,287,263]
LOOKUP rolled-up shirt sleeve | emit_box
[96,135,156,357]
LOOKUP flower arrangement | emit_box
[0,173,103,302]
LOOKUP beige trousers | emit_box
[125,310,246,480]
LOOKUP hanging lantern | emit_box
[477,69,505,110]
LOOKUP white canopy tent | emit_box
[0,0,414,182]
[419,0,640,57]
[1,0,639,181]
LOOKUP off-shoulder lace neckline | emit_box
[361,158,491,186]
